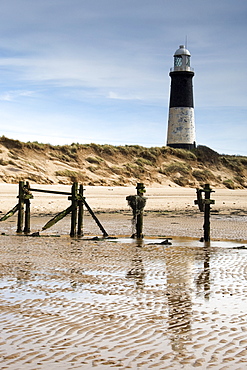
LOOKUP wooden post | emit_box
[82,198,108,237]
[24,199,31,233]
[17,181,25,233]
[136,213,143,239]
[0,204,19,222]
[70,182,78,237]
[136,183,146,239]
[77,184,84,237]
[194,183,215,242]
[196,188,204,212]
[42,205,72,231]
[24,181,31,234]
[126,183,146,239]
[203,184,212,242]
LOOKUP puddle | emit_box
[108,236,247,249]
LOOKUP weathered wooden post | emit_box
[24,197,31,233]
[194,183,215,242]
[136,183,146,239]
[195,188,204,212]
[17,181,34,234]
[23,181,33,234]
[17,181,25,233]
[203,184,214,242]
[70,182,78,237]
[126,183,147,239]
[77,184,84,237]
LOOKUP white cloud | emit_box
[0,90,35,101]
[0,51,167,104]
[107,91,142,101]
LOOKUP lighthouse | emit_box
[166,45,196,149]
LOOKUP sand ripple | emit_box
[0,236,247,369]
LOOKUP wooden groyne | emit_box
[0,181,108,237]
[1,181,216,241]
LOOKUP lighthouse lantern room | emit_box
[166,45,196,149]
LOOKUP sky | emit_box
[0,0,246,155]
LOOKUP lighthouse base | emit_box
[166,107,196,150]
[167,142,196,150]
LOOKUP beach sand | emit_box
[1,184,247,369]
[1,183,247,240]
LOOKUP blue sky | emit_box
[0,0,246,155]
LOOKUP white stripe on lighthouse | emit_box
[167,107,195,145]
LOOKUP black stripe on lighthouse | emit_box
[169,71,194,108]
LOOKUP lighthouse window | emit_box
[186,56,190,66]
[174,56,182,67]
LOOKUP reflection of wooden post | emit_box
[77,184,84,237]
[203,247,210,299]
[70,182,78,237]
[17,181,25,233]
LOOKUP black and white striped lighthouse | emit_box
[166,45,196,149]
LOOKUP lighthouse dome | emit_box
[174,45,191,57]
[171,44,193,72]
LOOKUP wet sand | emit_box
[1,185,247,369]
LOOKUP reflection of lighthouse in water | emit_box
[165,246,211,360]
[167,45,196,149]
[165,250,194,356]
